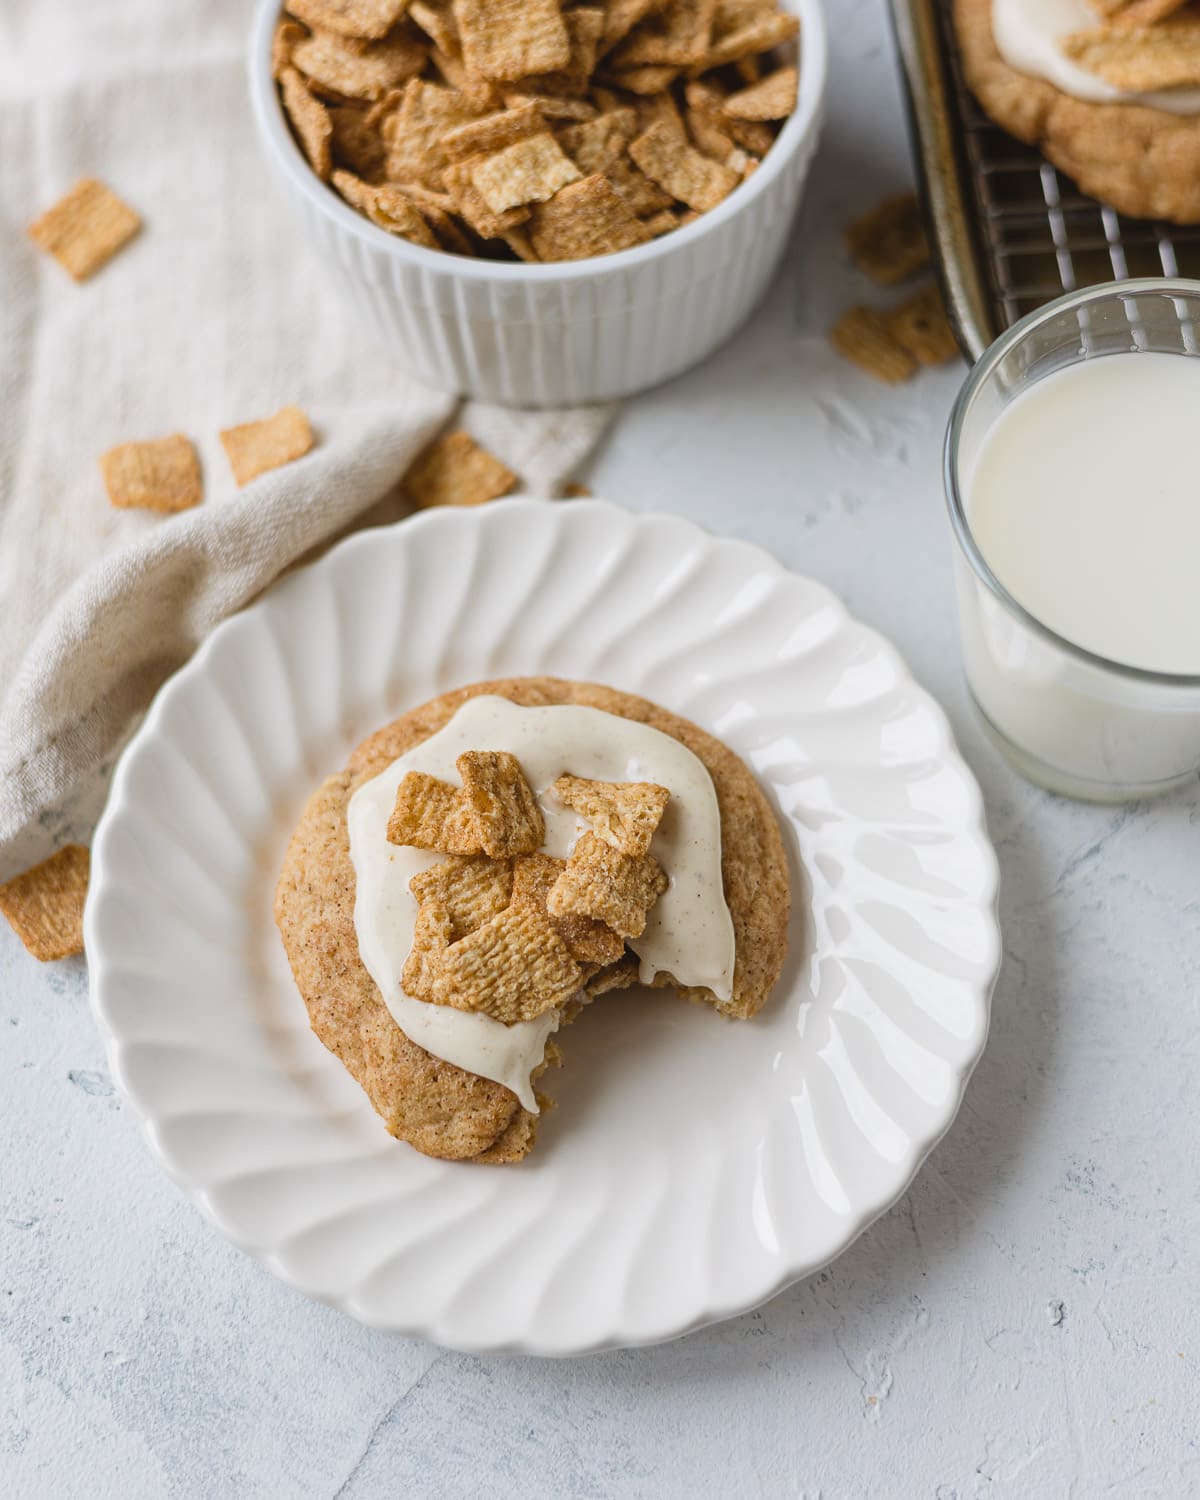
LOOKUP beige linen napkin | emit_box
[0,0,611,875]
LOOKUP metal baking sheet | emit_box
[888,0,1200,359]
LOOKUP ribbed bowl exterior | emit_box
[249,0,827,405]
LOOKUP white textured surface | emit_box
[4,0,1199,1494]
[85,501,997,1353]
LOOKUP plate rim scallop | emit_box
[85,498,1001,1355]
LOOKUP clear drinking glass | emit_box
[944,279,1200,802]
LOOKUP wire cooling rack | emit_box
[889,0,1200,356]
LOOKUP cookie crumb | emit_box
[403,429,517,508]
[886,282,959,367]
[829,306,917,384]
[844,192,930,286]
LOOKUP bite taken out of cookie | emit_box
[274,677,790,1163]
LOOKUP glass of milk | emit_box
[945,279,1200,801]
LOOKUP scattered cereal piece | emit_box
[0,845,90,962]
[332,169,440,244]
[28,178,141,282]
[286,0,411,39]
[844,192,930,286]
[292,27,427,99]
[1062,15,1200,91]
[563,481,592,497]
[455,0,571,82]
[99,435,202,513]
[219,405,315,486]
[457,751,545,857]
[280,67,333,179]
[387,771,483,852]
[830,306,917,384]
[410,855,514,939]
[886,282,959,367]
[401,897,453,998]
[469,131,582,213]
[403,428,517,508]
[721,64,796,120]
[511,853,626,965]
[436,900,582,1023]
[548,831,668,940]
[551,774,670,857]
[629,117,738,210]
[529,172,650,259]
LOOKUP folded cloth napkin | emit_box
[0,0,612,877]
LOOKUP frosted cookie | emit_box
[274,677,790,1163]
[956,0,1200,224]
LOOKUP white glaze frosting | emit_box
[347,696,736,1112]
[992,0,1200,116]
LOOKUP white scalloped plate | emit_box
[86,500,999,1354]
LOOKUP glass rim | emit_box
[943,277,1200,692]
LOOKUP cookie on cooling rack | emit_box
[955,0,1200,224]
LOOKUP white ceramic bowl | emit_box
[248,0,827,406]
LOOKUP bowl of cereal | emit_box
[249,0,827,405]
